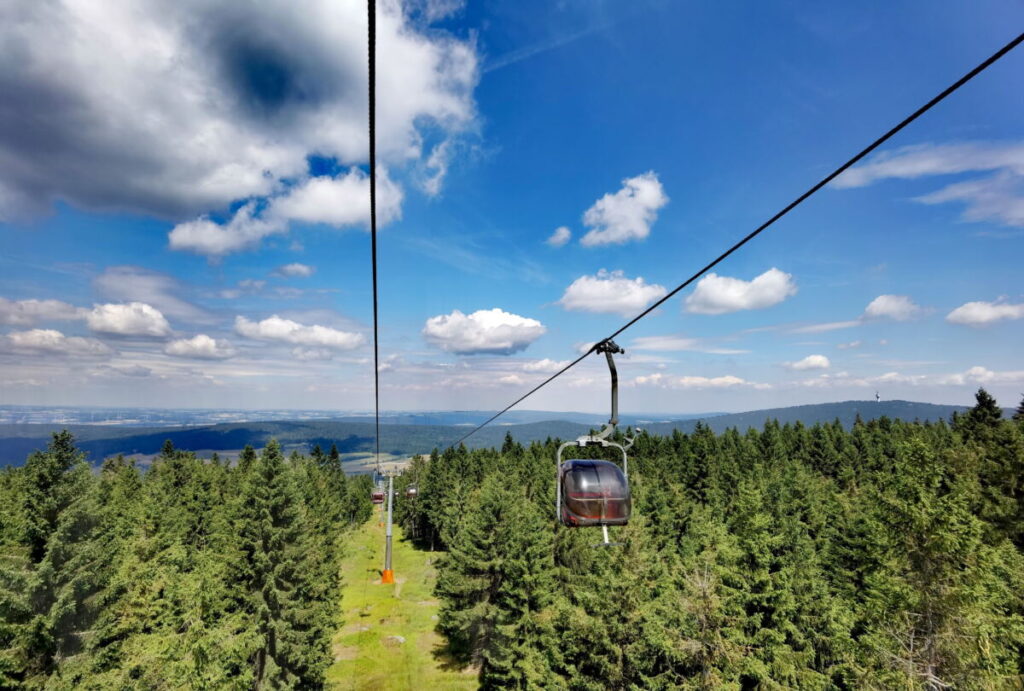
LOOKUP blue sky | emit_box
[1,0,1022,414]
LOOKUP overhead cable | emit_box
[367,0,382,475]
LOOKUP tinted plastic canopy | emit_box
[371,490,385,504]
[405,487,418,498]
[559,459,631,527]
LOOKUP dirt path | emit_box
[326,519,476,690]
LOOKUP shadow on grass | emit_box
[431,637,474,674]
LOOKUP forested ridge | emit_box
[396,389,1024,689]
[0,438,372,688]
[1,389,1022,689]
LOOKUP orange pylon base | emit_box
[381,569,394,584]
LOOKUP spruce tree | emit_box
[435,473,557,685]
[231,439,331,688]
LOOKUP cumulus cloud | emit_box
[164,334,237,359]
[235,315,365,350]
[946,299,1024,327]
[170,169,406,257]
[685,267,796,315]
[559,269,667,317]
[785,354,831,371]
[940,365,1024,386]
[795,295,924,334]
[631,334,748,355]
[275,262,316,278]
[268,168,403,227]
[0,298,84,326]
[580,172,668,246]
[87,303,171,337]
[634,372,769,389]
[546,226,571,247]
[94,266,208,322]
[422,308,546,355]
[4,329,111,356]
[863,294,923,321]
[0,0,477,222]
[833,142,1024,227]
[169,203,287,257]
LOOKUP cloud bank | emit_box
[0,0,478,253]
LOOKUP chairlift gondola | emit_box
[556,340,636,546]
[405,486,418,499]
[371,490,385,504]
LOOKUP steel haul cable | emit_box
[368,0,382,477]
[449,30,1024,450]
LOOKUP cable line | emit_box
[367,0,382,476]
[450,30,1024,450]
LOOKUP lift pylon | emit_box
[381,472,396,584]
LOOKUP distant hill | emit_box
[0,399,1008,467]
[641,399,997,436]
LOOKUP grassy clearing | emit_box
[327,516,476,690]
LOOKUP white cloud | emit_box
[546,226,571,247]
[685,267,796,315]
[795,295,923,334]
[422,308,546,355]
[863,294,923,321]
[171,169,405,258]
[916,172,1024,227]
[836,340,862,350]
[631,335,748,354]
[89,364,152,379]
[0,0,477,221]
[940,365,1024,386]
[164,334,236,359]
[4,329,111,357]
[634,372,769,390]
[946,299,1024,327]
[499,374,524,385]
[580,172,668,246]
[834,142,1024,189]
[219,279,267,299]
[559,269,667,317]
[0,298,84,326]
[94,266,208,322]
[791,320,861,334]
[833,142,1024,228]
[268,168,403,228]
[235,315,365,350]
[522,358,571,373]
[292,347,335,361]
[169,203,286,257]
[785,354,831,371]
[275,263,316,278]
[87,303,171,337]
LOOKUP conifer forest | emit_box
[2,389,1023,689]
